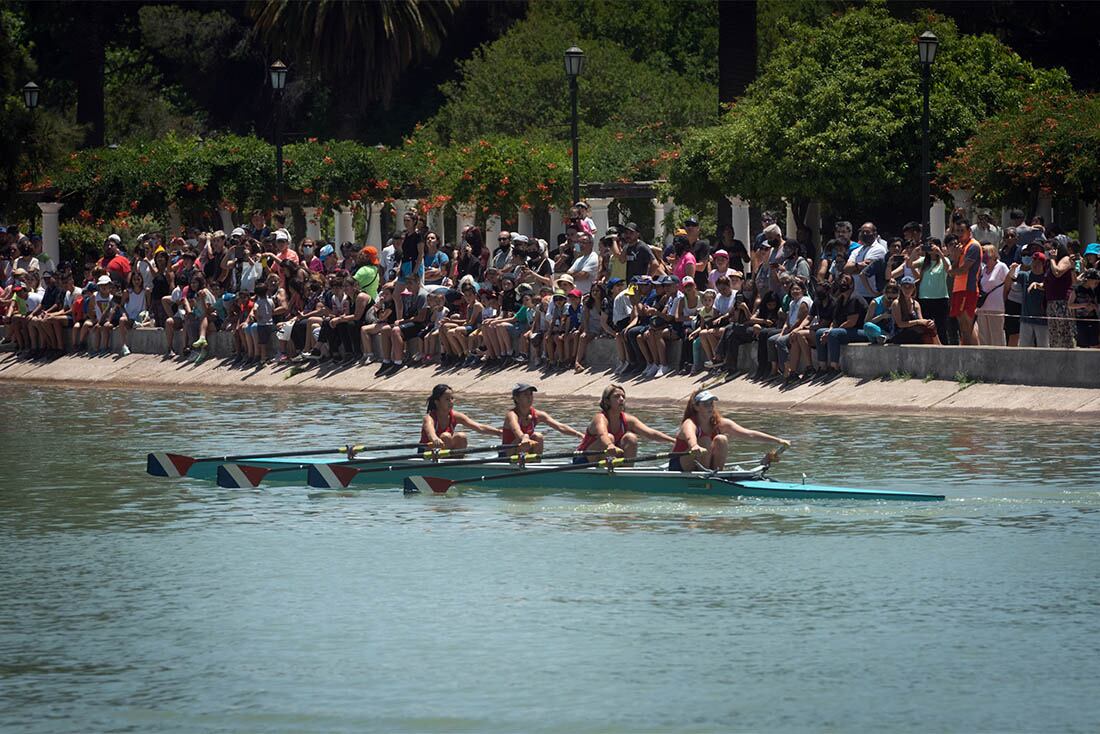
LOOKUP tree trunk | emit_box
[74,29,106,148]
[717,0,758,229]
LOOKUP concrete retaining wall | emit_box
[841,344,1100,389]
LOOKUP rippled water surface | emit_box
[2,383,1099,733]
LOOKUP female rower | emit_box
[502,383,584,455]
[421,384,502,450]
[574,383,676,464]
[670,389,790,472]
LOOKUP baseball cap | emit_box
[568,288,582,298]
[575,201,589,210]
[1031,251,1048,262]
[658,274,678,285]
[681,276,696,287]
[319,244,335,258]
[713,249,729,258]
[607,277,623,287]
[512,383,537,395]
[623,222,639,233]
[684,216,699,227]
[693,390,718,404]
[900,275,917,285]
[274,229,291,242]
[96,275,112,286]
[231,227,246,238]
[552,290,566,299]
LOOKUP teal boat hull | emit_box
[176,455,943,501]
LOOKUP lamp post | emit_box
[918,31,938,241]
[23,81,39,111]
[564,46,585,206]
[269,60,288,210]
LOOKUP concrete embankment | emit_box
[3,352,1099,421]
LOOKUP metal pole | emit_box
[921,63,931,241]
[570,76,580,205]
[275,96,284,211]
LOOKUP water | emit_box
[2,383,1099,733]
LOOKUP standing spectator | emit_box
[621,223,656,281]
[669,234,697,285]
[682,217,710,288]
[844,222,886,301]
[567,232,600,295]
[1069,269,1100,348]
[975,244,1010,346]
[98,235,132,284]
[1019,249,1049,348]
[714,224,749,275]
[945,219,982,345]
[1044,240,1077,348]
[421,233,448,285]
[971,208,1002,247]
[245,210,270,240]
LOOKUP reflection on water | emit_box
[2,384,1100,733]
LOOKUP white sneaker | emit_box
[655,365,669,377]
[643,364,658,379]
[119,345,131,357]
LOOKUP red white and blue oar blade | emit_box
[403,476,455,495]
[146,452,196,478]
[216,463,271,489]
[307,464,362,489]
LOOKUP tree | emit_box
[937,91,1100,209]
[668,3,1070,230]
[249,0,460,137]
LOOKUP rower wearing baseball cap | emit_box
[502,383,584,456]
[670,389,791,472]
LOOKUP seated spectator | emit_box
[814,274,868,374]
[750,290,783,379]
[770,280,813,380]
[862,279,899,345]
[890,275,940,345]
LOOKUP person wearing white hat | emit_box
[670,389,790,472]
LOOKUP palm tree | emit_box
[250,0,459,112]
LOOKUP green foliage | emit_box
[889,370,913,381]
[669,4,1071,217]
[429,7,715,146]
[59,212,164,266]
[938,91,1100,205]
[104,43,204,143]
[954,371,980,389]
[539,0,719,85]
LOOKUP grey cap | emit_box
[512,383,538,395]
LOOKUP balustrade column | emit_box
[587,197,613,237]
[517,207,533,237]
[366,202,384,246]
[334,206,354,247]
[302,207,322,240]
[38,202,62,268]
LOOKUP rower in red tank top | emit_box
[420,384,503,450]
[574,383,676,464]
[670,389,791,473]
[501,383,583,456]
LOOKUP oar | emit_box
[403,450,690,495]
[146,440,426,478]
[218,443,522,489]
[307,448,584,490]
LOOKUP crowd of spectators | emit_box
[1,203,1098,380]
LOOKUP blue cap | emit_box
[222,292,237,302]
[607,277,624,287]
[319,244,335,258]
[658,274,678,285]
[630,275,652,285]
[1085,243,1100,257]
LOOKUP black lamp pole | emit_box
[270,61,287,210]
[564,46,585,206]
[918,32,938,241]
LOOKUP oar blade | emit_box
[403,476,454,495]
[216,463,270,489]
[307,464,361,489]
[146,452,195,478]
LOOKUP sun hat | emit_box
[1084,243,1100,257]
[552,290,566,299]
[555,273,575,286]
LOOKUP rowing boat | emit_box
[195,455,944,501]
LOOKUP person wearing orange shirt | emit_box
[946,217,982,345]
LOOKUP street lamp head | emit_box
[918,31,939,66]
[564,46,585,78]
[22,81,39,110]
[269,60,288,91]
